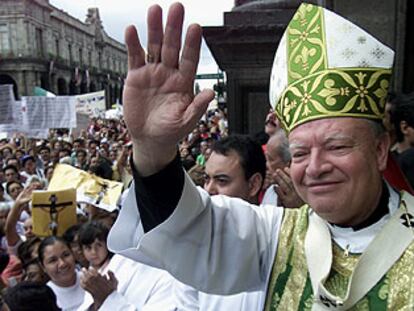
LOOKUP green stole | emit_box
[264,194,414,310]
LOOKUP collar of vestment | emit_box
[305,184,414,310]
[327,183,396,254]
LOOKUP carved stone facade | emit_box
[0,0,127,108]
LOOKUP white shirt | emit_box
[47,272,85,311]
[79,254,176,311]
[261,185,280,206]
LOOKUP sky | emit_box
[49,0,235,88]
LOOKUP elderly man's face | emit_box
[289,118,389,226]
[265,138,287,175]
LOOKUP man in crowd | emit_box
[390,96,414,189]
[262,129,303,208]
[108,2,414,310]
[20,155,44,183]
[37,146,51,170]
[203,135,265,204]
[175,134,266,310]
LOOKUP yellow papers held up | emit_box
[76,175,123,211]
[48,164,123,212]
[47,164,87,190]
[32,188,77,237]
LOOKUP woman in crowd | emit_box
[38,236,85,311]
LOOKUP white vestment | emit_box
[108,172,400,298]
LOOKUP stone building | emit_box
[203,0,412,135]
[0,0,127,107]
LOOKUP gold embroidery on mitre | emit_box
[275,68,391,132]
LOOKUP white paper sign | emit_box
[0,100,21,133]
[0,84,16,125]
[22,96,77,129]
[75,90,106,117]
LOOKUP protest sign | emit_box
[75,90,105,117]
[22,96,77,129]
[0,84,17,128]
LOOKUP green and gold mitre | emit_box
[269,3,394,133]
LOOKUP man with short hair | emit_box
[20,155,44,183]
[204,135,265,204]
[3,165,19,185]
[175,134,266,310]
[75,149,88,171]
[108,3,414,309]
[38,146,51,168]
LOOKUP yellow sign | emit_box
[48,164,123,212]
[32,188,77,237]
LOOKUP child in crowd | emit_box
[78,221,112,272]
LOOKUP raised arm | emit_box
[123,3,215,177]
[5,184,36,249]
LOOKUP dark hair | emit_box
[17,237,42,266]
[75,149,87,157]
[44,165,54,177]
[390,93,414,142]
[0,252,9,274]
[78,221,109,247]
[6,180,23,195]
[38,145,51,153]
[211,134,266,181]
[6,157,19,166]
[21,155,35,167]
[88,156,113,180]
[2,164,18,174]
[4,281,60,311]
[73,138,85,145]
[38,236,70,265]
[88,140,100,147]
[62,223,83,244]
[58,148,71,156]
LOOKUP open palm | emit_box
[123,3,214,174]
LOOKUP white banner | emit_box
[0,100,55,138]
[0,84,17,127]
[22,96,77,129]
[75,90,105,117]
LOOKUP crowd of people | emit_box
[0,101,232,309]
[0,1,413,310]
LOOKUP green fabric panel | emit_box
[363,275,388,311]
[298,276,314,311]
[270,250,295,311]
[287,4,327,84]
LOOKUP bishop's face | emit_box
[288,117,389,226]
